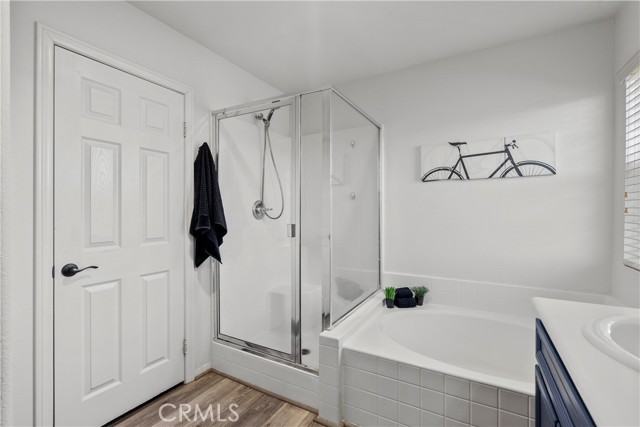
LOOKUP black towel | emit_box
[395,297,417,308]
[395,287,413,299]
[189,142,227,267]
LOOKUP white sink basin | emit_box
[583,315,640,372]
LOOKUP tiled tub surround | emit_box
[342,349,535,427]
[318,298,538,426]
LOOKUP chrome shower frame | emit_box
[210,86,382,371]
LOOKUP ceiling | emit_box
[130,1,623,93]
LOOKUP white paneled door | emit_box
[54,47,185,426]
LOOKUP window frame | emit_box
[623,57,640,272]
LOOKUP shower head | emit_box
[256,107,279,125]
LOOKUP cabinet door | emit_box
[536,320,595,427]
[536,366,559,427]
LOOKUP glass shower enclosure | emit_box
[211,87,381,371]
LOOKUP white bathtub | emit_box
[343,303,536,395]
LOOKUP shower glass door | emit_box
[215,98,299,361]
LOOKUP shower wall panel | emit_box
[330,121,380,322]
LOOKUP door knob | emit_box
[61,263,98,277]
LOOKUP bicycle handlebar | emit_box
[505,139,518,149]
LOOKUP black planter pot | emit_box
[385,298,394,308]
[415,295,424,306]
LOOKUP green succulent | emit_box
[384,287,396,300]
[411,286,429,297]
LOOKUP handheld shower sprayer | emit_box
[252,108,284,220]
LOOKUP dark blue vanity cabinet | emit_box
[535,320,596,427]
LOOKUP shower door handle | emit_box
[287,224,296,238]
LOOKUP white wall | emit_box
[4,2,280,425]
[338,19,615,295]
[0,1,9,423]
[612,1,640,308]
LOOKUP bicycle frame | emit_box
[448,145,522,179]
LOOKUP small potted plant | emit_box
[384,287,396,308]
[411,286,429,306]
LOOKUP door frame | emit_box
[34,24,195,426]
[211,97,302,365]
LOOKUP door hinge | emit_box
[183,338,187,355]
[183,122,187,138]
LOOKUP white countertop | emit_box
[533,298,640,427]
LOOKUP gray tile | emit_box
[379,376,399,400]
[445,376,470,399]
[378,416,399,427]
[398,403,421,426]
[445,418,470,427]
[344,385,356,405]
[319,345,338,367]
[499,410,528,427]
[319,334,338,348]
[359,369,379,394]
[379,358,399,379]
[499,390,529,417]
[360,352,379,373]
[471,403,498,427]
[422,369,445,392]
[344,366,358,387]
[378,396,399,422]
[320,364,339,387]
[529,418,535,427]
[528,397,535,418]
[399,382,421,408]
[319,383,339,407]
[471,383,498,408]
[357,408,378,427]
[422,388,445,415]
[319,403,340,424]
[343,404,358,425]
[343,349,357,367]
[422,410,446,427]
[445,395,470,424]
[348,386,377,414]
[399,363,421,386]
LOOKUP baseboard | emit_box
[194,362,212,379]
[315,415,345,427]
[194,366,212,380]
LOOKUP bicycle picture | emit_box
[420,135,556,182]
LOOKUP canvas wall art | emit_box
[420,133,556,182]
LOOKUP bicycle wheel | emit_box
[421,167,464,182]
[500,161,556,178]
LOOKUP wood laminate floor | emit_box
[110,371,322,427]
